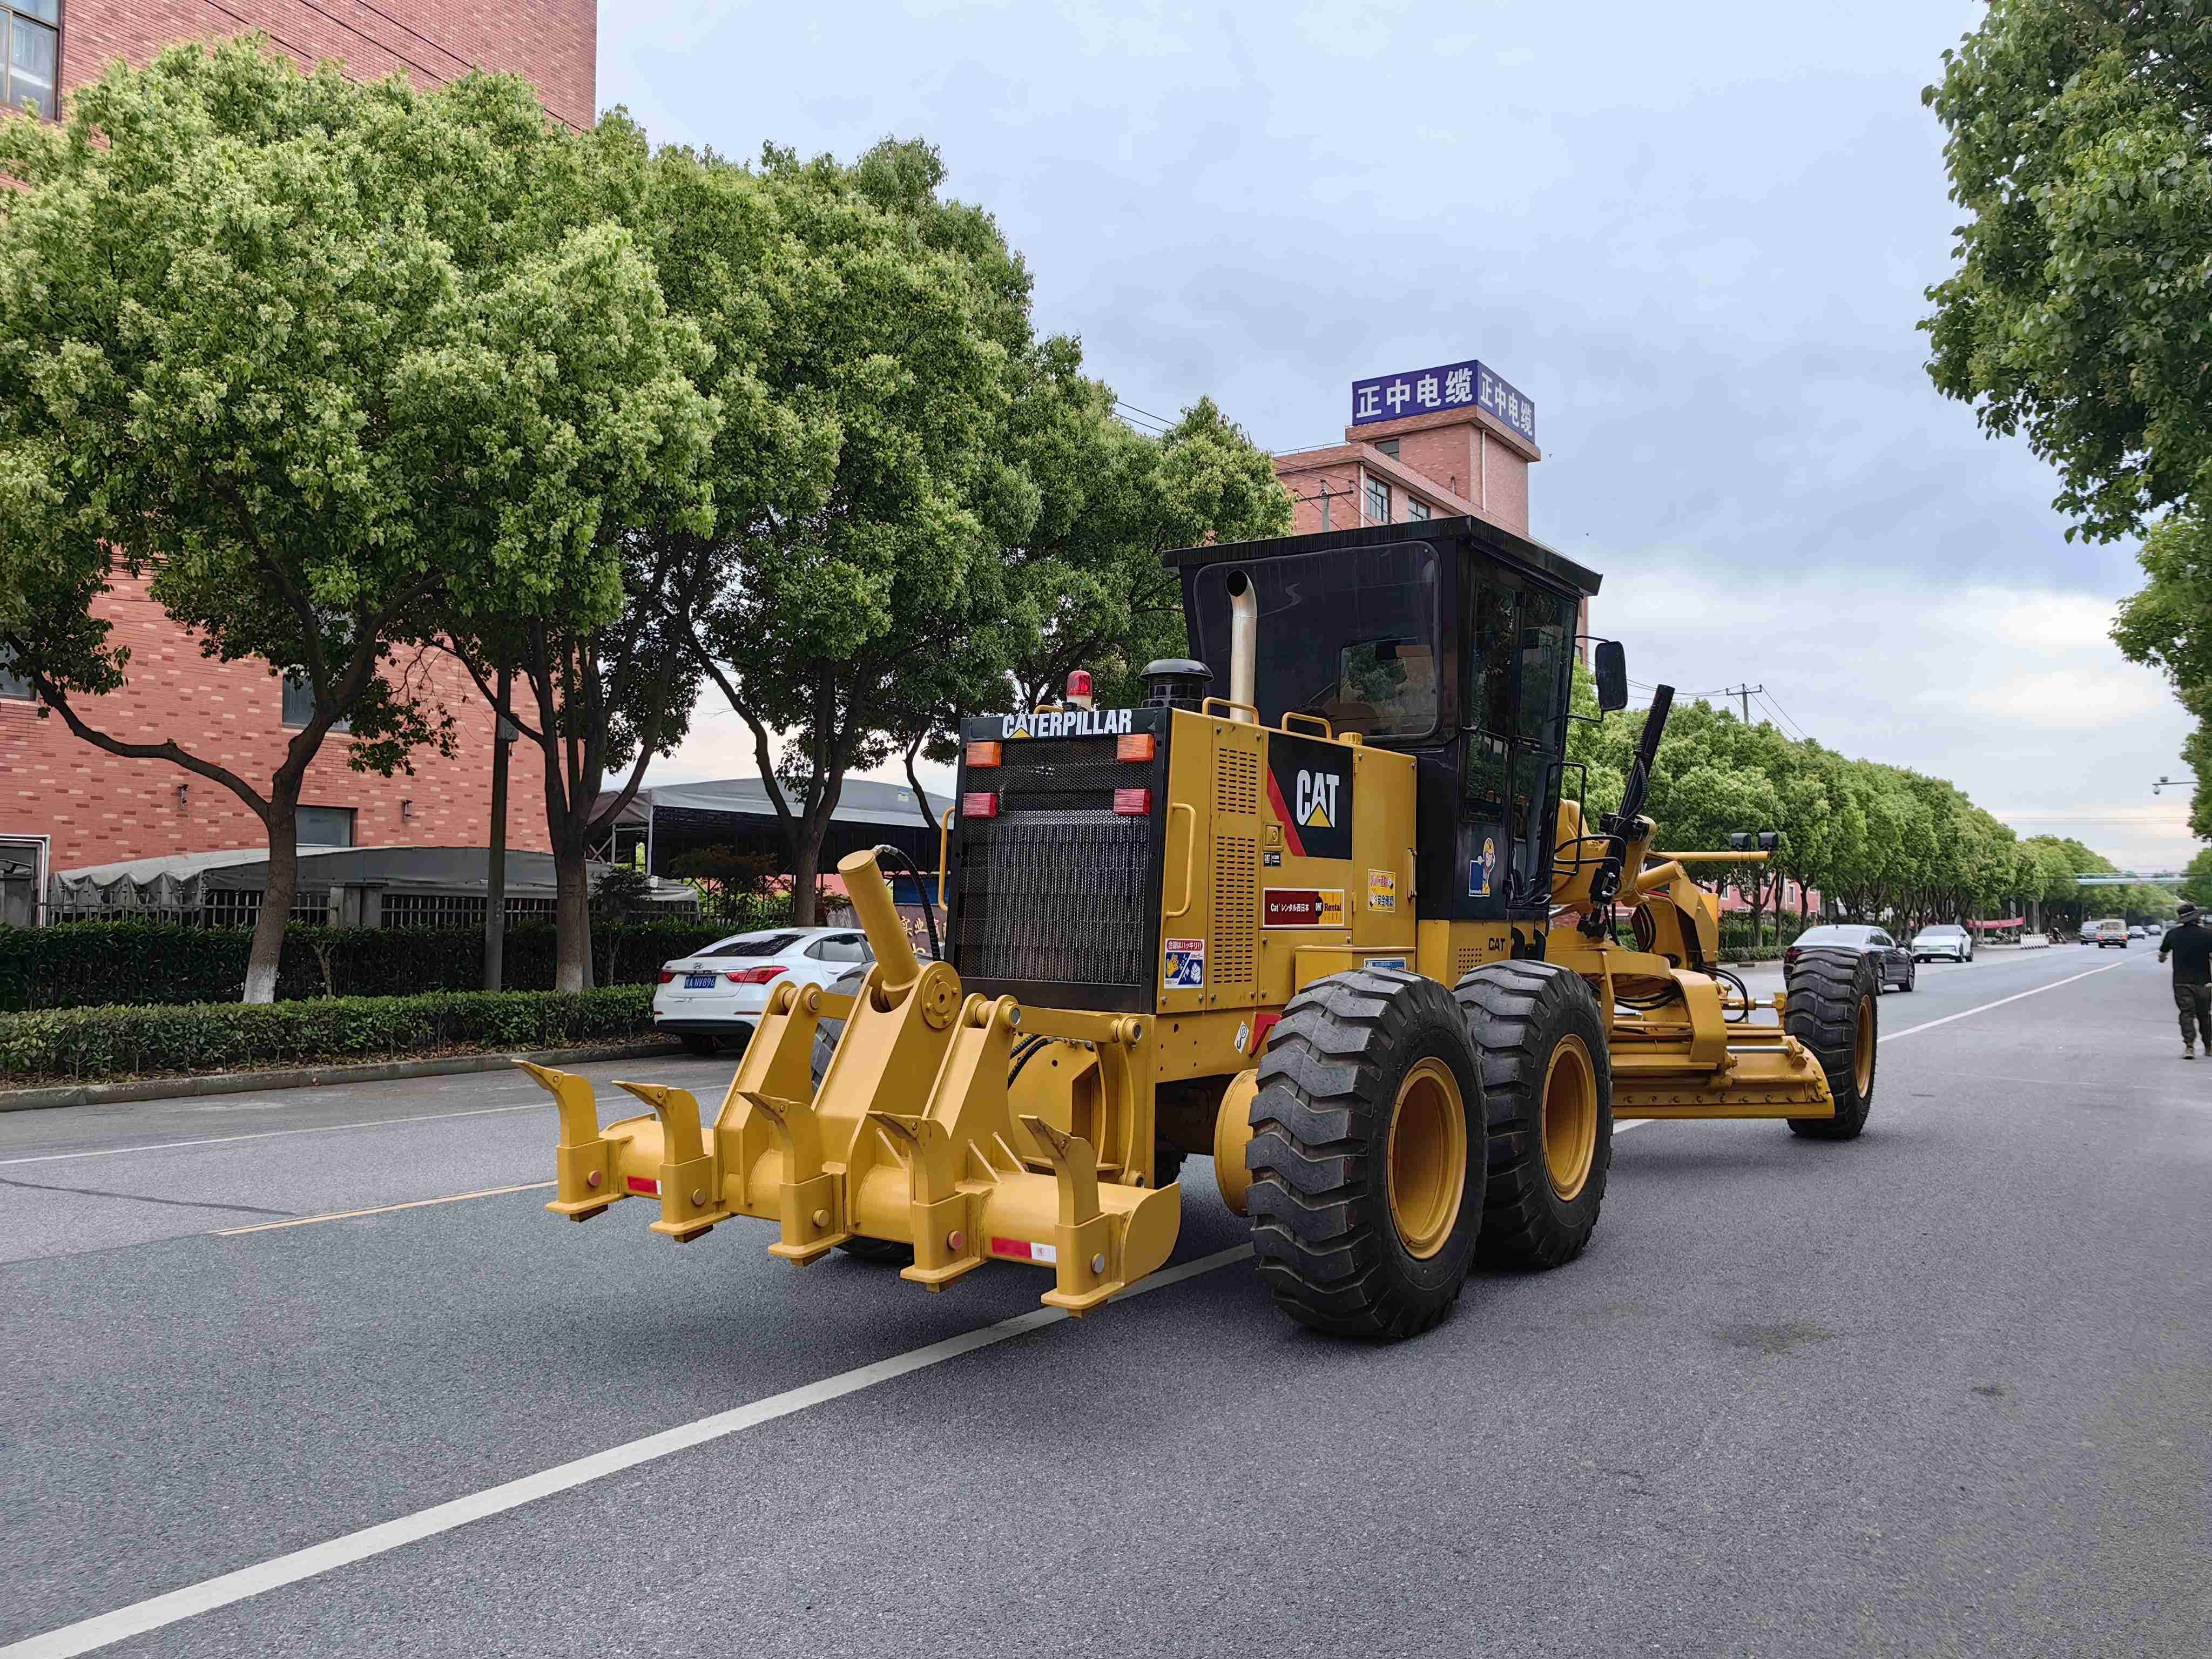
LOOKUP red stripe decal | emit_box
[626,1177,660,1196]
[1265,767,1306,859]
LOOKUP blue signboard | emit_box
[1351,357,1536,446]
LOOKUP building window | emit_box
[1365,477,1390,523]
[1406,498,1432,521]
[298,805,356,847]
[3,2,59,120]
[281,672,349,732]
[1374,439,1400,458]
[0,645,32,701]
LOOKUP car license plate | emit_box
[685,973,716,989]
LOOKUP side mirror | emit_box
[1757,831,1779,853]
[1728,832,1752,853]
[1593,640,1628,713]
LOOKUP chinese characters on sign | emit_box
[1350,358,1536,445]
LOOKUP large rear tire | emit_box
[1247,968,1486,1340]
[1454,961,1614,1270]
[1785,947,1878,1140]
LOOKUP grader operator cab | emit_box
[521,516,1879,1338]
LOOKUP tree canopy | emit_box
[1924,2,2212,846]
[0,40,714,998]
[1568,688,2139,934]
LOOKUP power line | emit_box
[1756,689,1812,744]
[1115,398,1176,428]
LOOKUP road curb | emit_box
[0,1040,683,1115]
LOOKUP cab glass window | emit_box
[1190,542,1440,739]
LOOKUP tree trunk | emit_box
[790,820,823,926]
[554,839,591,993]
[244,792,300,1004]
[484,663,511,992]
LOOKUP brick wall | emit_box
[57,1,596,129]
[0,575,553,869]
[1274,404,1537,541]
[0,0,593,873]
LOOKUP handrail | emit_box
[1280,711,1334,739]
[1201,695,1260,724]
[1164,803,1198,919]
[936,807,953,908]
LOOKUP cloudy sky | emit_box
[603,0,2199,875]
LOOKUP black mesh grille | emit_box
[957,810,1154,988]
[992,736,1133,813]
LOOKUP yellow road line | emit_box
[214,1181,555,1236]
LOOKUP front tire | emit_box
[1247,969,1486,1339]
[1454,961,1614,1270]
[1784,947,1878,1140]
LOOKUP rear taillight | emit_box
[1116,732,1156,763]
[724,966,787,985]
[962,792,999,819]
[965,740,1002,768]
[1113,787,1151,815]
[658,970,676,983]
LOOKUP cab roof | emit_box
[1163,513,1603,599]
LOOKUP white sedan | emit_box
[653,927,878,1055]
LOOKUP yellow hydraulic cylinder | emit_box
[839,847,921,1001]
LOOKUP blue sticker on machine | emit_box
[1468,828,1501,898]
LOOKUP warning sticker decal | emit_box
[1367,868,1398,912]
[1164,936,1206,989]
[1263,888,1347,928]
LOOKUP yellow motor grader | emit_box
[521,516,1879,1338]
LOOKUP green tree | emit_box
[0,41,711,1001]
[1924,3,2212,844]
[2180,847,2212,910]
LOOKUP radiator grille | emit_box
[956,810,1154,988]
[1216,747,1259,817]
[1212,835,1257,985]
[993,736,1132,813]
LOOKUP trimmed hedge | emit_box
[0,986,657,1083]
[0,920,754,1011]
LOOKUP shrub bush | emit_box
[0,986,656,1082]
[0,920,750,1010]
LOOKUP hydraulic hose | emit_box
[870,842,942,965]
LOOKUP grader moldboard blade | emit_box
[516,849,1182,1315]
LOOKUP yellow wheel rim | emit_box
[1542,1035,1599,1202]
[1853,995,1874,1097]
[1386,1057,1468,1259]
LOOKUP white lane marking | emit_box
[214,1183,558,1236]
[0,1242,1256,1659]
[0,1102,546,1168]
[1878,960,2128,1045]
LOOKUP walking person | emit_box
[2159,902,2212,1058]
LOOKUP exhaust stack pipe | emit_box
[1226,569,1257,723]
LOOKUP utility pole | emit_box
[484,654,514,992]
[1724,683,1765,725]
[1312,478,1353,531]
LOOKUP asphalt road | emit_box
[3,943,2206,1657]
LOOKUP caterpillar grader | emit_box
[520,516,1879,1338]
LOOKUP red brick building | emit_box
[0,0,594,904]
[1274,400,1537,539]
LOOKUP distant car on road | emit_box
[1911,923,1974,964]
[652,926,881,1055]
[1785,923,1916,993]
[2084,918,2129,948]
[2021,932,2051,949]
